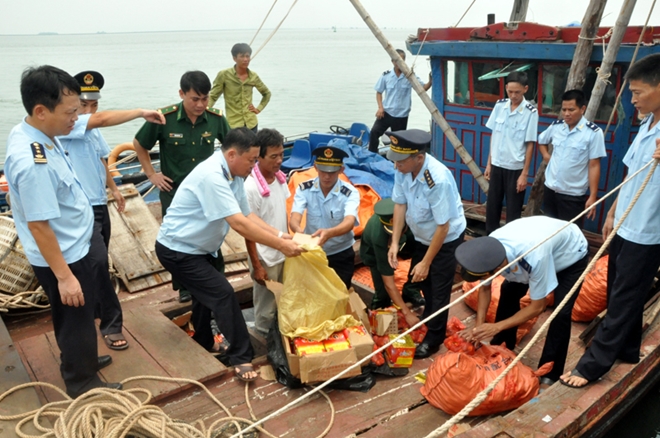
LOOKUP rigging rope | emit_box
[454,0,477,28]
[425,158,659,437]
[251,0,300,60]
[250,0,279,47]
[231,155,659,437]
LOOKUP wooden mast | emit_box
[509,0,529,23]
[523,0,608,217]
[347,0,489,193]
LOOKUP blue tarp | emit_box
[326,138,395,198]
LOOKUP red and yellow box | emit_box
[294,337,326,356]
[369,307,398,336]
[323,331,351,352]
[385,334,416,368]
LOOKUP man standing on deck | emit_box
[244,128,290,336]
[155,127,303,382]
[58,70,166,350]
[290,146,360,290]
[484,71,538,234]
[360,197,425,321]
[538,89,606,228]
[561,54,660,389]
[133,70,230,303]
[209,43,271,133]
[368,49,432,154]
[386,129,466,359]
[456,216,589,384]
[4,65,125,397]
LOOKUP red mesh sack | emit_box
[421,344,552,416]
[572,255,608,322]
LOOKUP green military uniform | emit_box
[134,103,231,215]
[360,198,424,309]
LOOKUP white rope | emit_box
[454,0,477,27]
[249,0,279,47]
[232,156,658,438]
[251,0,299,60]
[409,28,430,74]
[603,0,657,137]
[425,158,659,437]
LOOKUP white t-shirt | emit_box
[245,174,291,267]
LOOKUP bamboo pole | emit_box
[523,0,608,217]
[585,0,637,121]
[509,0,529,23]
[347,0,489,194]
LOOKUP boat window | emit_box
[444,60,470,106]
[541,64,619,122]
[472,62,502,108]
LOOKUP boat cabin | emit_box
[407,22,660,232]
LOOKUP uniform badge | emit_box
[31,142,47,164]
[169,133,184,139]
[44,143,54,150]
[324,148,333,158]
[83,73,94,85]
[201,132,212,138]
[390,136,398,146]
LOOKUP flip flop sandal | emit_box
[560,369,591,389]
[104,333,129,351]
[234,364,258,382]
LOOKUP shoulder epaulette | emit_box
[424,169,435,189]
[30,142,47,164]
[222,166,231,180]
[299,180,314,191]
[519,258,532,274]
[340,186,352,197]
[640,115,651,125]
[158,104,178,116]
[383,70,391,75]
[586,121,601,132]
[206,107,223,117]
[497,98,509,104]
[525,103,537,113]
[551,119,564,125]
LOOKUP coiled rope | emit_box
[0,375,336,438]
[231,157,658,438]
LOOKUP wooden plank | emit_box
[15,333,65,404]
[0,316,43,438]
[121,307,226,392]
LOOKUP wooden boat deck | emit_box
[7,277,659,437]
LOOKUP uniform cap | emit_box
[73,70,104,100]
[312,145,348,173]
[386,129,431,162]
[455,237,506,282]
[374,198,395,234]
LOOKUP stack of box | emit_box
[368,307,418,369]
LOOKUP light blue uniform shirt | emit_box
[157,151,250,256]
[538,117,606,196]
[5,119,94,267]
[486,98,539,170]
[491,216,587,300]
[291,178,360,256]
[615,115,660,245]
[391,154,466,245]
[58,114,112,206]
[374,70,425,118]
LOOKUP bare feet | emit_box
[234,363,258,382]
[559,369,590,388]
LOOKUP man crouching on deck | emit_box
[455,216,589,386]
[155,127,304,382]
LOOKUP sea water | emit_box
[0,28,432,163]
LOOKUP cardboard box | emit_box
[385,334,416,368]
[344,324,375,362]
[370,308,398,336]
[347,290,372,332]
[282,334,360,383]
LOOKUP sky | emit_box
[1,0,660,35]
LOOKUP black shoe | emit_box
[67,381,123,398]
[414,342,439,359]
[179,289,192,303]
[98,355,112,370]
[407,296,426,308]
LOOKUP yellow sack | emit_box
[279,245,358,340]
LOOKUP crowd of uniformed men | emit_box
[5,44,660,396]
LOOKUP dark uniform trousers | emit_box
[543,187,587,229]
[92,204,123,336]
[32,231,110,397]
[155,242,254,365]
[485,165,526,234]
[576,235,660,381]
[327,246,356,290]
[369,265,422,309]
[368,112,409,153]
[411,233,464,348]
[491,254,589,382]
